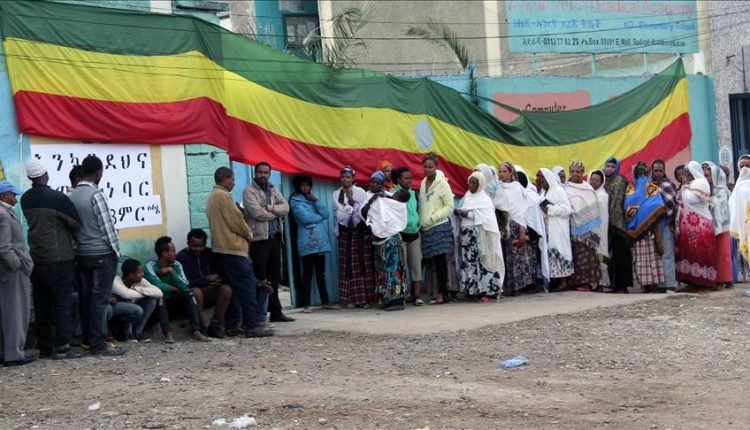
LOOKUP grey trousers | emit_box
[0,271,31,362]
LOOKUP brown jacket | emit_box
[206,185,252,256]
[243,182,289,242]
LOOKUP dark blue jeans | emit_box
[75,253,118,353]
[30,260,75,354]
[216,254,262,330]
[164,289,201,333]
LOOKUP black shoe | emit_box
[91,346,126,356]
[207,325,226,339]
[4,356,37,367]
[270,314,295,323]
[54,347,83,360]
[245,327,274,338]
[226,326,244,337]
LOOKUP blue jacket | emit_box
[290,194,332,257]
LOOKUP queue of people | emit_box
[1,152,748,367]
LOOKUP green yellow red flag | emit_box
[0,1,690,193]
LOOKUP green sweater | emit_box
[143,260,190,298]
[392,185,419,234]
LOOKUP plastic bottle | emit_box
[500,356,529,368]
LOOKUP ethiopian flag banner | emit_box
[0,1,690,193]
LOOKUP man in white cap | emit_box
[0,180,35,366]
[21,159,83,359]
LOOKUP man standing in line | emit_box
[69,156,125,356]
[243,162,294,323]
[208,167,272,338]
[21,160,83,359]
[0,181,35,366]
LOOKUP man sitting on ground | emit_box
[112,259,167,343]
[176,229,232,338]
[144,236,211,343]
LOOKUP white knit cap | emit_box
[25,159,47,179]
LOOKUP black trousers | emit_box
[31,260,75,354]
[298,253,329,307]
[609,230,633,289]
[250,234,283,316]
[426,254,448,295]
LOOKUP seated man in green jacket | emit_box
[144,236,210,343]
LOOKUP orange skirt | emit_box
[715,232,733,283]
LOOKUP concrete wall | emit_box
[709,0,750,167]
[323,0,490,76]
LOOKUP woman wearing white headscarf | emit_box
[588,169,610,290]
[675,161,716,288]
[538,168,574,289]
[455,171,504,302]
[475,163,509,235]
[497,162,534,295]
[552,166,566,184]
[704,161,733,288]
[516,165,550,290]
[729,155,750,265]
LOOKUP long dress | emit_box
[675,162,716,287]
[707,163,733,284]
[540,168,574,278]
[333,186,374,305]
[457,172,504,296]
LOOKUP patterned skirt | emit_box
[570,237,601,286]
[549,248,574,278]
[632,234,664,286]
[502,220,534,292]
[338,226,374,305]
[373,235,408,303]
[732,237,750,283]
[458,227,502,296]
[421,221,454,259]
[676,209,716,287]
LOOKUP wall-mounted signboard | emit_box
[506,0,698,54]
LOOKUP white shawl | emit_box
[499,180,529,227]
[475,163,509,213]
[364,193,407,239]
[515,165,550,285]
[588,170,610,258]
[729,155,750,262]
[706,161,730,234]
[540,168,573,262]
[683,160,713,221]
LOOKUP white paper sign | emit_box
[30,144,162,229]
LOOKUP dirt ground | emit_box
[1,288,749,429]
